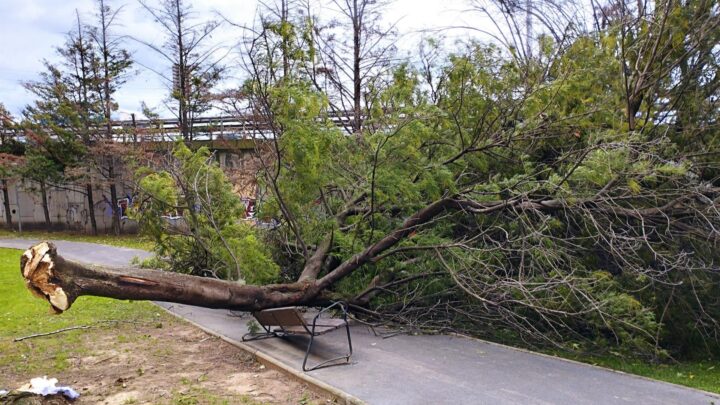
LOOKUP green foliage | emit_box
[245,319,261,335]
[134,142,279,284]
[249,11,720,359]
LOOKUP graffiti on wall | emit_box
[96,194,134,219]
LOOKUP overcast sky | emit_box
[0,0,482,119]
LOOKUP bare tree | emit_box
[309,0,398,133]
[87,0,133,235]
[468,0,589,73]
[136,0,225,141]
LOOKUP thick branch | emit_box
[21,242,318,314]
[298,230,334,282]
[316,197,460,290]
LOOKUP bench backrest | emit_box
[252,307,307,327]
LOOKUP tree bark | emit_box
[40,181,51,228]
[85,183,98,235]
[109,162,120,235]
[352,0,362,133]
[99,1,120,237]
[2,179,12,229]
[21,242,319,314]
[175,0,190,142]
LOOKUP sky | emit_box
[0,0,482,119]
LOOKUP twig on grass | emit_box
[13,319,148,342]
[14,325,93,342]
[92,354,118,365]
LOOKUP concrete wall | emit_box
[1,181,138,234]
[0,148,261,234]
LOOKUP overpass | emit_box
[108,111,359,143]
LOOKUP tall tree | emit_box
[0,104,23,229]
[137,0,224,141]
[87,0,133,234]
[310,0,397,133]
[23,14,100,234]
[17,152,63,228]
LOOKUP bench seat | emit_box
[242,303,353,371]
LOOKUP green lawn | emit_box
[0,247,162,384]
[553,351,720,394]
[0,229,154,250]
[0,247,325,404]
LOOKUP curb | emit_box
[155,303,366,405]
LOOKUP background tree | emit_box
[0,103,24,229]
[22,14,100,234]
[17,152,63,228]
[87,0,134,235]
[310,0,398,133]
[137,0,225,141]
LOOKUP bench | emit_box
[242,302,353,371]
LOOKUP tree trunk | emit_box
[2,179,12,229]
[86,183,98,235]
[109,161,120,235]
[352,0,362,133]
[21,242,317,314]
[131,113,138,143]
[175,0,190,142]
[110,182,119,235]
[40,181,51,228]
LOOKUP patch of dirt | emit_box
[2,317,334,405]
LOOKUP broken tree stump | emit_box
[21,242,318,314]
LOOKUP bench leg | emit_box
[302,323,353,372]
[242,325,281,342]
[242,331,278,341]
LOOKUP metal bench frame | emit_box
[241,302,353,371]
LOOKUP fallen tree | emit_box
[21,194,530,313]
[21,242,316,313]
[17,0,720,360]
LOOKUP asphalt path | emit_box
[2,238,718,405]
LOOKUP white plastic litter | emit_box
[18,376,80,400]
[0,389,7,396]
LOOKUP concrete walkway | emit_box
[2,238,718,405]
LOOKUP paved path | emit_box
[0,238,153,267]
[2,238,718,405]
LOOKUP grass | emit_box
[0,229,154,250]
[0,247,329,404]
[552,351,720,394]
[169,385,268,405]
[0,247,162,384]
